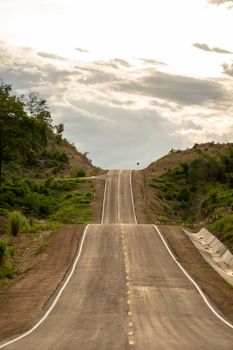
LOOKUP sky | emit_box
[0,0,233,169]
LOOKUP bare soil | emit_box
[132,170,233,324]
[0,179,105,342]
[90,179,105,223]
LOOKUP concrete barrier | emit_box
[185,227,233,283]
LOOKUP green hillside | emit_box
[0,82,99,288]
[144,142,233,252]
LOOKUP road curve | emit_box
[1,170,233,349]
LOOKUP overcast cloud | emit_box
[193,43,232,54]
[222,61,233,76]
[1,39,232,169]
[209,0,233,4]
[0,1,233,168]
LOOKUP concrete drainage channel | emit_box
[185,227,233,286]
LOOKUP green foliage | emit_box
[0,86,49,164]
[150,146,233,239]
[212,215,233,239]
[0,266,14,279]
[177,188,190,202]
[0,240,9,265]
[54,123,64,135]
[75,168,86,178]
[0,240,14,280]
[9,211,23,236]
[41,150,69,163]
[51,191,93,224]
[1,176,94,226]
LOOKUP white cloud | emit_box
[209,0,233,5]
[193,42,232,54]
[1,39,233,168]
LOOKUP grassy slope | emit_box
[143,142,233,252]
[0,136,102,291]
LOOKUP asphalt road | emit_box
[102,170,136,224]
[1,170,233,349]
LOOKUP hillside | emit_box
[134,142,233,253]
[0,82,103,291]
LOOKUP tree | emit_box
[0,83,53,180]
[25,92,53,126]
[0,83,27,189]
[54,123,64,135]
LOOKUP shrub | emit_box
[9,211,23,236]
[212,215,233,239]
[0,266,14,279]
[76,168,86,178]
[164,189,176,201]
[0,240,9,265]
[177,188,190,202]
[45,176,55,188]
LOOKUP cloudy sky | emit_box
[0,0,233,169]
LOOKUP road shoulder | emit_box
[158,225,233,324]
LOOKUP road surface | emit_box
[1,170,233,349]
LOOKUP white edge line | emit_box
[153,225,233,330]
[101,170,109,224]
[0,225,90,348]
[117,170,121,223]
[130,170,137,224]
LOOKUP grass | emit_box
[212,215,233,239]
[146,146,233,252]
[0,176,96,289]
[8,211,23,236]
[0,240,15,290]
[1,177,95,225]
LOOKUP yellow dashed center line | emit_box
[121,231,135,347]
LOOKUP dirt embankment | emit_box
[132,170,165,223]
[0,178,105,342]
[132,170,233,324]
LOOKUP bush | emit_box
[9,211,23,236]
[177,188,190,202]
[76,168,86,178]
[212,215,233,239]
[0,266,14,279]
[0,240,9,265]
